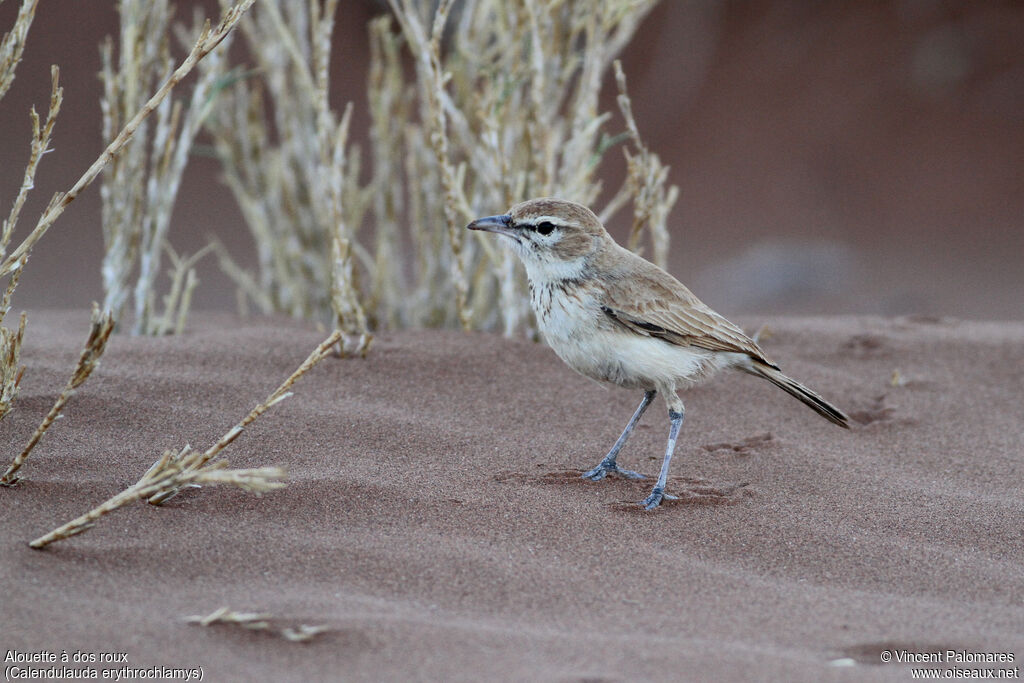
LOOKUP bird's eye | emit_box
[536,221,556,235]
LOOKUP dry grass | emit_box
[1,67,59,286]
[202,0,372,354]
[99,0,250,335]
[0,0,39,103]
[613,61,678,268]
[29,453,286,549]
[145,329,341,505]
[0,0,254,488]
[29,331,340,548]
[145,242,214,336]
[0,63,59,422]
[374,0,677,335]
[0,0,51,436]
[1,0,254,283]
[209,0,677,339]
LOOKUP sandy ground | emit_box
[1,311,1022,681]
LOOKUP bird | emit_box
[467,197,849,510]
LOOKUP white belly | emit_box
[531,280,727,390]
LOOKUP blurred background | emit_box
[1,0,1021,321]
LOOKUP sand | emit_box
[1,310,1022,681]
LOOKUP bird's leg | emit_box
[582,390,656,481]
[640,403,685,509]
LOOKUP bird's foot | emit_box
[581,459,645,481]
[639,487,678,510]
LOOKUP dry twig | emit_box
[0,0,255,280]
[0,68,61,420]
[147,329,342,503]
[29,454,286,549]
[0,0,39,103]
[29,330,341,548]
[389,0,470,330]
[1,66,61,274]
[1,304,115,486]
[0,312,25,423]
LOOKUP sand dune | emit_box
[2,311,1021,681]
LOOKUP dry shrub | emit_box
[210,0,678,338]
[203,0,372,355]
[100,0,243,335]
[0,0,53,423]
[380,0,678,335]
[0,0,254,486]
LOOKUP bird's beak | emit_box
[467,214,517,239]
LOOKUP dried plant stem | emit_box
[210,238,273,313]
[186,607,330,643]
[427,1,470,331]
[0,256,25,326]
[0,0,39,103]
[331,234,372,357]
[146,329,342,503]
[1,66,61,264]
[0,65,60,401]
[100,0,239,333]
[141,243,213,336]
[390,0,470,330]
[0,0,255,279]
[323,100,371,356]
[364,16,409,329]
[29,330,341,548]
[0,311,26,422]
[29,453,286,549]
[1,305,114,486]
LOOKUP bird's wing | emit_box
[599,261,777,368]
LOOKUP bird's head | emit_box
[467,198,608,279]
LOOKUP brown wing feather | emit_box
[598,247,778,368]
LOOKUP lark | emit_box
[468,198,849,510]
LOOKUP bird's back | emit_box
[593,242,777,368]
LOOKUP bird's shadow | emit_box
[606,478,753,513]
[492,468,753,511]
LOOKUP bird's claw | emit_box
[640,487,677,510]
[582,461,645,481]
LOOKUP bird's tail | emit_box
[745,362,850,429]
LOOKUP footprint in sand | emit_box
[702,432,775,457]
[849,393,908,427]
[608,479,753,512]
[841,333,891,358]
